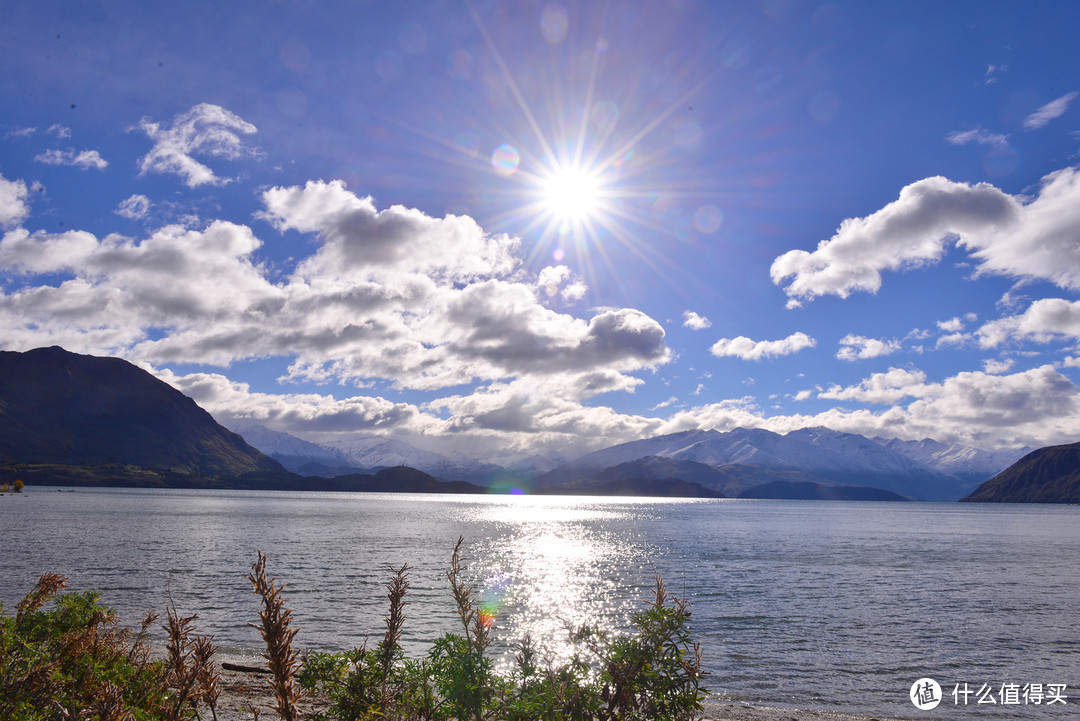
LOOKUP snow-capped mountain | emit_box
[225,419,1028,500]
[505,450,569,478]
[323,436,504,482]
[534,427,1007,500]
[872,437,1031,482]
[224,420,351,470]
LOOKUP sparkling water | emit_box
[2,488,1077,718]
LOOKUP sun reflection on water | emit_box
[462,495,651,666]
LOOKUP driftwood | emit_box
[222,661,272,675]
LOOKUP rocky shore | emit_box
[213,652,904,721]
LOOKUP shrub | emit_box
[299,537,707,721]
[14,479,24,492]
[0,573,220,721]
[0,573,170,720]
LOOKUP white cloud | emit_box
[537,264,587,301]
[34,148,108,170]
[936,332,969,348]
[937,317,965,332]
[650,396,678,410]
[692,383,705,395]
[946,127,1009,147]
[836,334,901,361]
[2,181,671,404]
[4,127,36,139]
[47,124,71,139]
[819,367,934,404]
[115,194,151,219]
[1023,91,1078,130]
[136,103,257,187]
[982,358,1014,374]
[261,179,519,282]
[682,310,712,330]
[658,365,1080,450]
[0,174,30,228]
[153,367,421,435]
[710,331,815,360]
[772,167,1080,303]
[976,297,1080,348]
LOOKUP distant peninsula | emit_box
[961,442,1080,503]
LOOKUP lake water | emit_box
[2,487,1078,718]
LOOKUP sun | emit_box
[540,164,604,223]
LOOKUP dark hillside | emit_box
[961,442,1080,503]
[0,346,282,476]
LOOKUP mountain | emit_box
[873,436,1031,490]
[961,442,1080,503]
[587,456,831,497]
[536,476,724,498]
[323,436,504,483]
[0,346,282,476]
[534,427,968,500]
[504,450,569,478]
[738,481,909,502]
[224,420,354,472]
[230,466,487,494]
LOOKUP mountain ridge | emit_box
[961,443,1080,503]
[0,346,282,476]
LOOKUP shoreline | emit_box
[212,651,907,721]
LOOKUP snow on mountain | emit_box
[555,427,933,477]
[505,450,569,478]
[323,436,503,482]
[326,436,448,470]
[225,420,350,468]
[537,426,982,500]
[872,437,1032,480]
[784,427,939,476]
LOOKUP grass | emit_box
[0,540,707,720]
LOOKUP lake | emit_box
[2,487,1077,718]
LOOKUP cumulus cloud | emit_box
[710,331,815,360]
[136,103,257,187]
[976,297,1080,348]
[0,173,30,228]
[946,127,1009,147]
[656,365,1080,450]
[115,194,151,219]
[47,124,71,139]
[261,179,519,281]
[937,317,965,332]
[819,367,934,403]
[1023,91,1078,130]
[772,167,1080,302]
[4,127,37,139]
[836,334,900,361]
[682,310,712,330]
[536,264,587,301]
[2,181,670,406]
[34,148,108,170]
[983,358,1014,374]
[153,367,421,435]
[814,365,1080,445]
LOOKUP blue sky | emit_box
[3,0,1080,461]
